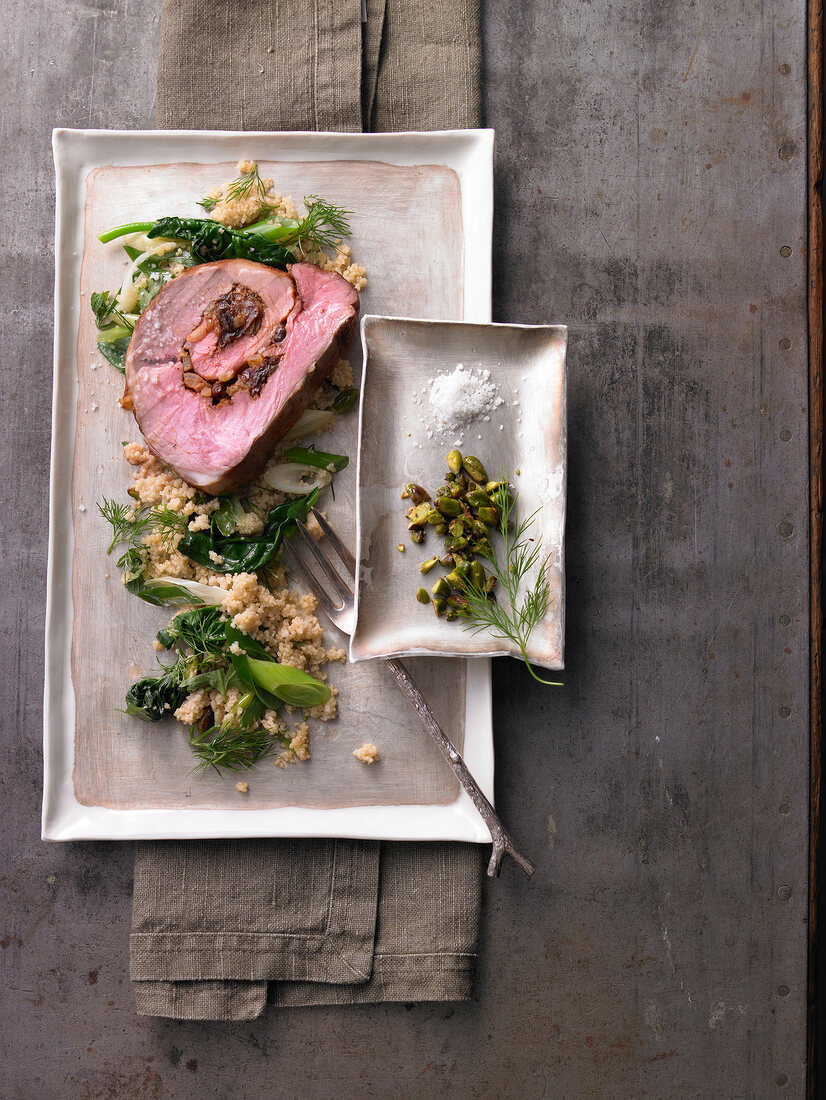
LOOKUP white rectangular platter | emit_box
[43,128,495,842]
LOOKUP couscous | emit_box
[353,743,380,765]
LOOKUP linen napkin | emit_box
[156,0,481,133]
[132,0,485,1020]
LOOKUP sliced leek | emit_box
[140,577,227,607]
[281,409,336,444]
[261,463,332,494]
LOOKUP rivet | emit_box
[780,245,792,258]
[780,429,792,441]
[779,802,791,815]
[779,706,792,719]
[776,1074,788,1087]
[778,520,794,538]
[777,885,793,901]
[779,63,791,75]
[779,337,791,350]
[779,614,791,626]
[777,984,790,996]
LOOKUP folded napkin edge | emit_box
[131,931,375,984]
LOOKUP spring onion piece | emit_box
[244,216,301,240]
[245,658,332,708]
[260,463,332,494]
[96,324,133,344]
[282,447,349,473]
[98,221,155,243]
[225,623,326,708]
[225,628,319,710]
[138,577,227,607]
[281,409,336,443]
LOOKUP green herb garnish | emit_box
[189,724,278,775]
[288,195,352,255]
[226,163,269,203]
[196,163,272,215]
[151,505,189,550]
[97,498,153,555]
[156,606,227,656]
[98,497,187,560]
[460,478,561,686]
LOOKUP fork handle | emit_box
[384,658,536,878]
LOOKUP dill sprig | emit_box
[197,163,272,215]
[460,478,562,686]
[293,196,353,256]
[98,496,187,559]
[226,163,269,202]
[150,505,189,551]
[157,606,227,658]
[188,724,278,775]
[98,498,153,554]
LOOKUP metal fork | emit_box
[282,507,536,878]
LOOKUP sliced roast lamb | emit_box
[124,259,359,494]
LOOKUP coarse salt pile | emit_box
[425,363,504,435]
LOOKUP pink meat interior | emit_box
[125,259,358,492]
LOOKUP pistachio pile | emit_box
[402,450,509,620]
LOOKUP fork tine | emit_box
[295,521,354,601]
[282,541,343,621]
[309,507,357,577]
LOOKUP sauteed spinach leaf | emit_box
[177,487,319,574]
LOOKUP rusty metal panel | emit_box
[0,0,812,1096]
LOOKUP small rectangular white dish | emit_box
[43,127,495,842]
[352,316,567,669]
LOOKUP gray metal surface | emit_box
[0,0,810,1096]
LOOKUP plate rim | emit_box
[42,127,495,843]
